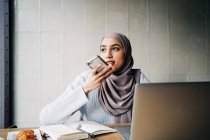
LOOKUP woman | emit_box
[40,32,149,125]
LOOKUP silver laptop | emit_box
[130,82,210,140]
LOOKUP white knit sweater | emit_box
[40,70,149,125]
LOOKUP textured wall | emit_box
[14,0,210,127]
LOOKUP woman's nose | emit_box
[106,50,113,58]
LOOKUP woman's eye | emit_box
[101,48,106,52]
[113,47,120,51]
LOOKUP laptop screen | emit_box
[130,82,210,140]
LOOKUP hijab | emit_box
[98,32,140,123]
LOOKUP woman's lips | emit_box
[106,61,115,65]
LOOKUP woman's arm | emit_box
[39,71,89,125]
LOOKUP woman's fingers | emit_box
[91,64,101,74]
[96,66,113,82]
[85,64,112,93]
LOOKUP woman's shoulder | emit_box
[140,71,150,83]
[132,69,150,83]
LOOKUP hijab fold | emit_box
[98,32,140,123]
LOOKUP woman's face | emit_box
[100,37,125,72]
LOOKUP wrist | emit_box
[82,84,90,94]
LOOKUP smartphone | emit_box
[87,55,108,72]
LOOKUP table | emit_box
[0,123,130,140]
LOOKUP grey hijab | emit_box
[98,32,140,123]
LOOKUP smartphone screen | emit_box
[86,55,108,72]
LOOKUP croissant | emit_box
[15,130,36,140]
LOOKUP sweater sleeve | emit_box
[39,71,89,125]
[140,72,150,83]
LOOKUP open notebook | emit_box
[39,121,116,140]
[130,82,210,140]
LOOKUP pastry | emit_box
[15,130,36,140]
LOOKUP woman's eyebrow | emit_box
[111,44,121,47]
[100,45,106,47]
[100,43,121,48]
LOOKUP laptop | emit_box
[130,82,210,140]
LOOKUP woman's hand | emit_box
[82,64,113,94]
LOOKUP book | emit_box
[39,121,117,140]
[7,129,43,140]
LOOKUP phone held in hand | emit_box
[87,55,108,72]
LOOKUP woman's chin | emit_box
[110,67,115,72]
[112,67,120,73]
